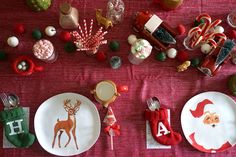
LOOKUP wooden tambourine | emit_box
[91,80,128,107]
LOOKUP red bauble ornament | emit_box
[96,51,107,61]
[59,31,71,42]
[177,24,186,35]
[228,30,236,40]
[177,51,189,62]
[14,24,25,34]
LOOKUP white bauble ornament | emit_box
[166,48,177,58]
[128,34,137,45]
[201,43,211,54]
[45,26,56,37]
[214,26,224,33]
[7,36,19,47]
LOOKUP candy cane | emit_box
[200,19,222,36]
[205,38,218,48]
[214,33,227,45]
[191,35,203,48]
[196,13,211,35]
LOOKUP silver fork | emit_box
[0,93,11,109]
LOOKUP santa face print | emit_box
[203,111,220,127]
[181,92,236,153]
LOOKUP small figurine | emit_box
[177,61,191,72]
[133,11,180,52]
[71,19,108,55]
[96,9,113,29]
[198,39,235,76]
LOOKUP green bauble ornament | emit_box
[190,58,200,67]
[26,0,52,12]
[64,42,77,53]
[194,19,204,27]
[32,29,42,40]
[0,51,7,61]
[155,52,167,61]
[228,74,236,96]
[109,40,120,52]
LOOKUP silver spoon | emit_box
[147,97,160,111]
[7,93,20,108]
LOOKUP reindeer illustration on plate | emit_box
[52,99,81,149]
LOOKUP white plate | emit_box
[34,93,101,156]
[181,91,236,153]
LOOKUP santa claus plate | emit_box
[34,93,101,156]
[181,91,236,153]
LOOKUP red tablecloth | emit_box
[1,0,236,156]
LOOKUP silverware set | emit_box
[0,93,20,109]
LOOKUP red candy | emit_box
[59,31,71,42]
[177,51,189,62]
[14,24,25,34]
[177,24,186,35]
[96,51,107,61]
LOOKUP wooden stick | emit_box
[111,135,113,150]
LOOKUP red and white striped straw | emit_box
[83,19,88,38]
[78,24,85,38]
[89,19,93,36]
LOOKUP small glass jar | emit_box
[110,56,121,69]
[227,9,236,28]
[106,0,125,24]
[33,39,57,63]
[59,2,79,29]
[128,39,152,65]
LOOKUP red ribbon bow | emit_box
[104,124,120,136]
